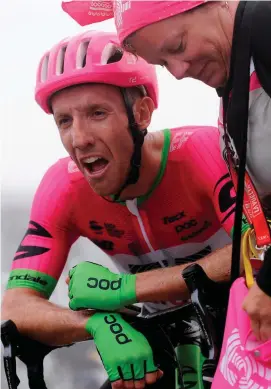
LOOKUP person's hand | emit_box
[86,312,163,389]
[66,262,137,311]
[242,282,271,342]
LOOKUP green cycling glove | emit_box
[68,262,137,311]
[86,312,158,382]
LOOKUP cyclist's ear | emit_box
[133,96,154,130]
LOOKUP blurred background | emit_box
[1,0,220,387]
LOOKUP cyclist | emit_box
[62,0,271,342]
[2,30,237,389]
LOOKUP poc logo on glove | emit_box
[87,277,122,290]
[104,314,132,345]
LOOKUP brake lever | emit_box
[182,263,229,360]
[1,320,21,389]
[1,320,74,389]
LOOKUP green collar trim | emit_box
[112,128,171,206]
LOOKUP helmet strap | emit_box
[112,88,147,201]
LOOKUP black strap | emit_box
[221,1,246,104]
[222,2,257,283]
[120,87,146,183]
[113,88,146,200]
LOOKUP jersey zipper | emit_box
[126,198,166,268]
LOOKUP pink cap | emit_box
[62,1,206,43]
[35,30,158,113]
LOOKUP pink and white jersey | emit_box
[218,62,271,199]
[7,126,236,311]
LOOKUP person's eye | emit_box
[169,42,184,55]
[93,110,106,119]
[57,117,72,129]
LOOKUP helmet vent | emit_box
[40,54,49,82]
[56,46,67,75]
[101,43,123,65]
[76,40,91,69]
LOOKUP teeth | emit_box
[84,157,101,164]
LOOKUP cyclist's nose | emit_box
[71,117,95,149]
[166,59,190,80]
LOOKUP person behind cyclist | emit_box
[62,0,271,342]
[2,30,238,389]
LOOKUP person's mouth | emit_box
[195,61,219,86]
[82,156,109,179]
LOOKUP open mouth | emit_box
[83,156,109,176]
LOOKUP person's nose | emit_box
[71,117,95,150]
[166,59,190,80]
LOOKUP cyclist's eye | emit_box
[93,110,106,119]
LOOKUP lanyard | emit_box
[224,135,271,247]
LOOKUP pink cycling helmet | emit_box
[35,30,158,113]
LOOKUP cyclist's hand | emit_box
[86,312,163,389]
[67,262,137,311]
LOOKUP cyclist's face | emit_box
[51,84,135,196]
[125,4,232,88]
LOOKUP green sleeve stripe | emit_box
[6,269,57,298]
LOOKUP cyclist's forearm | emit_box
[136,244,236,302]
[1,288,93,346]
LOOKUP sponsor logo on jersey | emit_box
[170,131,193,152]
[180,221,212,241]
[92,239,114,251]
[14,221,52,261]
[89,220,124,238]
[162,211,186,225]
[8,273,48,286]
[89,220,104,234]
[214,173,236,224]
[175,219,198,234]
[104,223,124,238]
